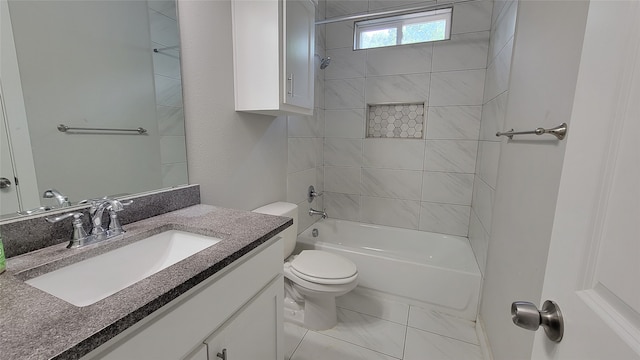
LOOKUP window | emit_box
[354,8,452,50]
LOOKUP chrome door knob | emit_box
[0,177,11,189]
[511,300,564,342]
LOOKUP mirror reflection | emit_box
[0,0,188,219]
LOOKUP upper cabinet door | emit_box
[283,0,315,110]
[231,0,315,116]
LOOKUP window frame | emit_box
[353,7,453,50]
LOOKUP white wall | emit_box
[179,0,287,211]
[8,1,163,202]
[321,0,493,236]
[479,2,589,359]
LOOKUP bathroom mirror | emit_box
[0,0,187,219]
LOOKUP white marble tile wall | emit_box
[469,0,518,275]
[361,168,423,200]
[325,109,365,138]
[321,0,494,237]
[149,3,187,188]
[426,106,481,140]
[287,0,327,234]
[366,45,432,76]
[361,196,421,229]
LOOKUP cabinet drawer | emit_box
[92,237,283,360]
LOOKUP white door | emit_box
[0,92,20,216]
[531,1,640,359]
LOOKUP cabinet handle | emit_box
[217,349,227,360]
[287,73,294,96]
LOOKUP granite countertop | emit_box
[0,204,292,360]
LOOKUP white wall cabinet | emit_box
[232,0,315,116]
[85,238,283,360]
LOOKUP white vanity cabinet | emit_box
[231,0,315,116]
[206,278,283,359]
[86,238,283,360]
[183,345,208,360]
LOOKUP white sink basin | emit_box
[26,230,221,307]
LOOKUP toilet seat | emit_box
[289,250,357,285]
[284,264,357,295]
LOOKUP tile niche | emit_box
[367,103,425,139]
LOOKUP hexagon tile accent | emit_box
[367,103,425,139]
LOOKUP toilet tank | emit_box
[253,202,298,259]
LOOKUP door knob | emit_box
[0,177,11,189]
[511,300,564,342]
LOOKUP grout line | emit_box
[401,322,409,360]
[287,326,308,360]
[312,330,403,360]
[405,322,481,347]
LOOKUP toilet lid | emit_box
[290,250,357,280]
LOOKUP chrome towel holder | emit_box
[496,123,567,140]
[57,124,148,135]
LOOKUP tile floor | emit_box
[285,289,485,360]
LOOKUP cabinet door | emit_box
[206,276,284,360]
[283,0,314,110]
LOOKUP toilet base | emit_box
[303,295,338,330]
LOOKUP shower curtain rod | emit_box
[314,0,475,25]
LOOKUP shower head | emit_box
[320,56,331,69]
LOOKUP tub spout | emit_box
[309,208,327,219]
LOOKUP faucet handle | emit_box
[106,200,132,235]
[45,212,84,223]
[107,199,133,212]
[307,185,324,203]
[46,212,89,247]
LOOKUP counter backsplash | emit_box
[0,185,200,258]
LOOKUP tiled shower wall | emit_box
[468,0,518,275]
[148,1,188,188]
[287,0,327,234]
[322,0,493,236]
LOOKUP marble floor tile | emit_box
[403,327,483,360]
[318,308,407,358]
[285,322,308,360]
[336,288,410,325]
[290,331,398,360]
[408,306,479,345]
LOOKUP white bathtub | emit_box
[296,219,481,320]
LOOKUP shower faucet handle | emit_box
[307,185,323,203]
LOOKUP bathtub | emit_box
[296,219,481,321]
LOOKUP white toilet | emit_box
[253,202,358,330]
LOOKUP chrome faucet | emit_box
[43,189,71,207]
[309,208,327,219]
[89,198,132,237]
[46,197,132,248]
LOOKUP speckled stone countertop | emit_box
[0,204,291,360]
